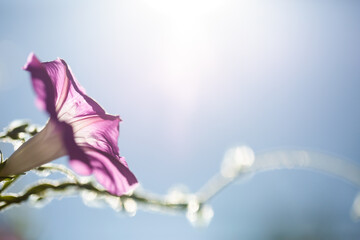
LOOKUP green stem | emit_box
[0,175,21,193]
[0,181,188,211]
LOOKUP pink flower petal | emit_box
[22,53,138,196]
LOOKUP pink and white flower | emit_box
[0,53,138,196]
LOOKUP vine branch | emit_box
[1,121,360,225]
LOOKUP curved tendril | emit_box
[35,163,80,183]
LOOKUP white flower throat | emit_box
[0,120,67,176]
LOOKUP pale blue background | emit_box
[0,0,360,239]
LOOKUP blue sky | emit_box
[1,0,360,239]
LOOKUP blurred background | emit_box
[1,0,360,239]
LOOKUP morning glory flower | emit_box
[0,53,137,196]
